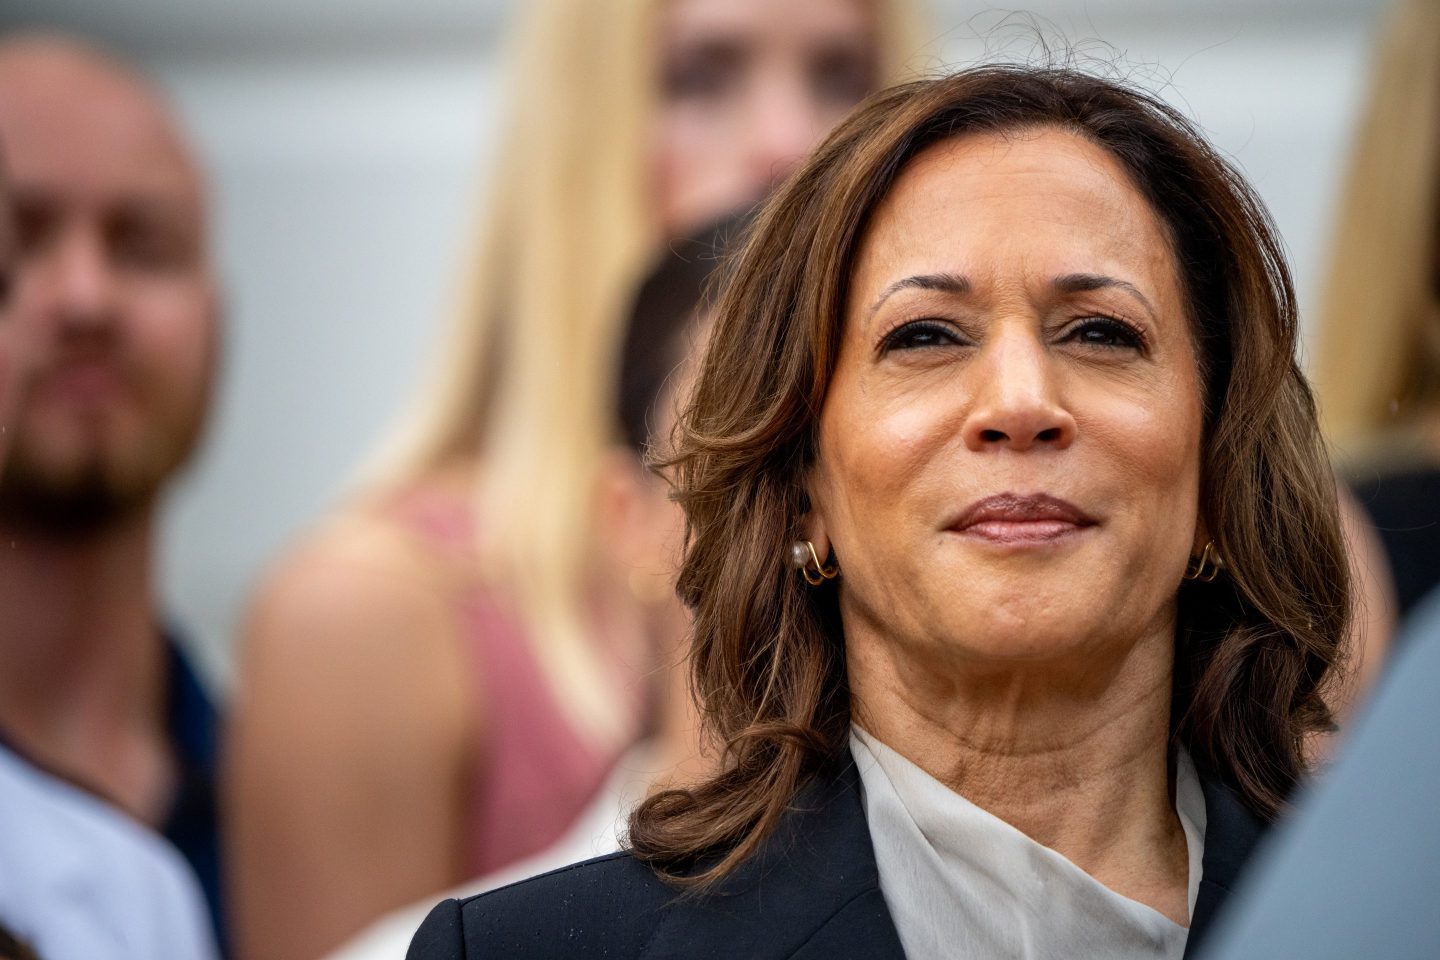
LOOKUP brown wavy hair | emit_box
[630,64,1350,887]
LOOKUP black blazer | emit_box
[407,751,1265,960]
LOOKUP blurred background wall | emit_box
[0,0,1386,689]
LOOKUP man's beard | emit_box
[0,412,205,539]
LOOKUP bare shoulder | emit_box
[245,479,474,658]
[236,484,479,746]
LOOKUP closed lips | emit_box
[949,493,1096,543]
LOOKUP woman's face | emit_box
[807,128,1204,671]
[652,0,878,238]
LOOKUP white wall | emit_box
[0,1,1388,689]
[157,57,502,686]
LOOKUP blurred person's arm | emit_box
[1338,487,1394,705]
[225,516,475,960]
[1307,487,1396,762]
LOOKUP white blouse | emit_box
[850,726,1205,960]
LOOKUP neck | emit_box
[647,638,712,792]
[849,624,1190,924]
[0,506,175,821]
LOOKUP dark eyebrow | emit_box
[1053,273,1158,323]
[867,272,970,320]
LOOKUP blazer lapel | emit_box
[638,753,1264,959]
[641,756,906,960]
[1185,773,1268,958]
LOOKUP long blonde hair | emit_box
[1313,0,1440,452]
[378,0,930,741]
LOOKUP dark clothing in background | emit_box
[163,634,224,953]
[1351,463,1440,624]
[407,749,1267,960]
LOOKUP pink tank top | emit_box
[385,487,630,877]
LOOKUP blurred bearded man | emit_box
[0,35,223,945]
[0,119,218,960]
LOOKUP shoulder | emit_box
[406,757,894,960]
[242,490,470,676]
[0,746,218,960]
[249,494,456,629]
[407,853,674,960]
[234,496,476,770]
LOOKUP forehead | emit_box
[850,127,1178,305]
[661,0,873,46]
[0,53,201,210]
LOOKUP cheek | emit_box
[654,101,730,156]
[651,108,746,234]
[1081,374,1204,547]
[652,109,716,183]
[816,373,955,546]
[1090,399,1197,479]
[128,283,215,398]
[0,334,15,421]
[12,271,51,343]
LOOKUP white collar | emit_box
[851,725,1206,960]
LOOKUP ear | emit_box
[1190,509,1212,556]
[592,448,648,569]
[799,513,831,564]
[799,468,835,565]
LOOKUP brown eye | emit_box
[1068,317,1145,350]
[881,320,964,352]
[808,46,875,107]
[108,209,197,273]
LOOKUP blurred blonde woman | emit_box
[225,1,926,958]
[1314,0,1440,622]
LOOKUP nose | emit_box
[961,330,1077,453]
[37,225,119,335]
[746,77,824,191]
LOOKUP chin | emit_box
[948,624,1099,664]
[927,585,1116,661]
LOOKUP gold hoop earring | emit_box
[789,540,839,586]
[1183,541,1225,582]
